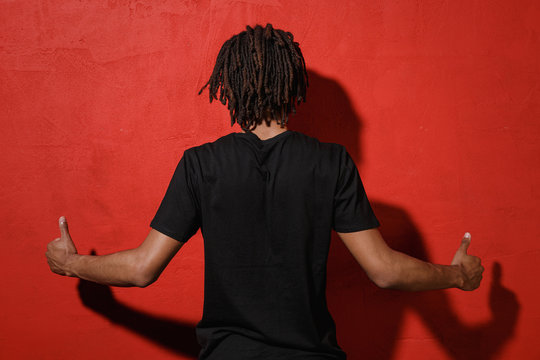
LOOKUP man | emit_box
[46,24,484,359]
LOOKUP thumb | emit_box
[59,216,71,241]
[457,232,471,254]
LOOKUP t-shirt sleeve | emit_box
[150,150,201,242]
[332,146,380,232]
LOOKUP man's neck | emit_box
[249,120,288,141]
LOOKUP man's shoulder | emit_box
[288,131,347,157]
[294,130,343,146]
[184,130,346,157]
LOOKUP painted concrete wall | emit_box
[1,1,538,359]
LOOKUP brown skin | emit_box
[338,229,484,291]
[46,216,183,287]
[46,120,484,291]
[45,217,483,290]
[248,113,289,139]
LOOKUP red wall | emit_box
[1,1,538,359]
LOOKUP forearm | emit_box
[47,221,183,288]
[339,229,482,292]
[64,249,145,287]
[384,250,463,291]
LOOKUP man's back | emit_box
[45,24,484,360]
[150,130,380,359]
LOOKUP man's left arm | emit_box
[46,216,184,287]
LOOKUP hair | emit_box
[198,23,308,131]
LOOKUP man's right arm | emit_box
[337,228,484,291]
[46,217,185,288]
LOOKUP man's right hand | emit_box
[451,232,484,291]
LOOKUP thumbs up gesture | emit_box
[451,232,484,291]
[46,216,78,276]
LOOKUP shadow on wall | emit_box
[78,279,200,357]
[78,251,199,358]
[293,70,520,359]
[77,70,520,360]
[327,207,520,360]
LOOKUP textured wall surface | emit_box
[1,1,538,359]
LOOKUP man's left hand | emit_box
[46,216,78,276]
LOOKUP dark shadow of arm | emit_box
[77,263,199,358]
[297,71,520,360]
[407,261,519,360]
[374,202,520,360]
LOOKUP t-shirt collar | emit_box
[238,129,292,144]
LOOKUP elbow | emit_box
[373,276,393,289]
[133,275,155,288]
[370,270,398,289]
[132,264,158,288]
[368,250,403,290]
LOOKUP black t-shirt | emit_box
[150,130,380,359]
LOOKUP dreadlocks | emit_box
[198,24,309,131]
